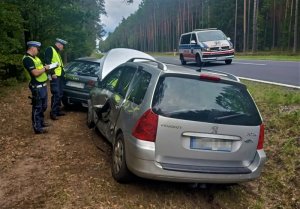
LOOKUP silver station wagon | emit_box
[88,50,266,184]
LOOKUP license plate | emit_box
[66,81,84,89]
[190,137,232,152]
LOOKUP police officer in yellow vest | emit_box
[22,41,50,134]
[45,38,68,120]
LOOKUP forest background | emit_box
[0,0,299,84]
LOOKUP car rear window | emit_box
[152,75,262,126]
[65,61,100,77]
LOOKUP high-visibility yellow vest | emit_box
[51,46,64,76]
[23,55,47,83]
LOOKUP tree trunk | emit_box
[234,0,237,49]
[243,0,247,52]
[201,0,204,28]
[293,0,298,53]
[289,0,294,49]
[252,0,257,52]
[272,0,276,49]
[247,0,251,51]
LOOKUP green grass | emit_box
[90,50,104,59]
[215,80,300,209]
[235,54,300,61]
[0,79,24,98]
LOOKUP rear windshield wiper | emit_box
[215,113,249,121]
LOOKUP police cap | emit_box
[56,38,68,45]
[27,41,41,48]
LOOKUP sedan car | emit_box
[63,57,101,107]
[88,50,266,184]
[63,48,154,107]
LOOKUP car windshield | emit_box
[152,75,261,126]
[65,61,100,77]
[197,30,227,42]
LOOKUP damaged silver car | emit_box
[87,49,266,184]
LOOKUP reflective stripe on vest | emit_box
[51,47,64,76]
[22,55,48,82]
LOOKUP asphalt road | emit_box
[155,56,300,87]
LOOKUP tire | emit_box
[225,59,232,65]
[196,54,202,67]
[180,54,186,65]
[112,133,132,183]
[62,96,73,109]
[87,99,95,128]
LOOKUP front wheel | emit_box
[225,59,232,65]
[112,133,132,183]
[196,54,202,67]
[180,54,186,65]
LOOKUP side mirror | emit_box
[190,40,196,45]
[97,77,102,88]
[227,37,231,41]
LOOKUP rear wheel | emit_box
[112,133,132,183]
[87,99,95,128]
[180,54,186,65]
[196,54,202,67]
[225,59,232,65]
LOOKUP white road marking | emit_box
[238,77,300,89]
[233,62,266,66]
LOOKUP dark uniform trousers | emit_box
[50,71,64,116]
[29,83,47,132]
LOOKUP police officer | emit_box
[22,41,50,134]
[44,38,68,120]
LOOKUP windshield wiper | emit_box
[215,113,249,121]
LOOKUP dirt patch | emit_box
[1,84,226,209]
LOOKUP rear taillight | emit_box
[86,80,96,88]
[257,124,264,150]
[200,74,221,81]
[132,109,158,142]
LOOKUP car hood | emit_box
[100,48,156,80]
[202,40,230,48]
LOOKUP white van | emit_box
[179,29,234,66]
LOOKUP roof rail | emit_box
[201,68,239,81]
[127,57,167,71]
[193,28,218,31]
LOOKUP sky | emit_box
[101,0,142,37]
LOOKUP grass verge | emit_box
[235,54,300,61]
[214,81,300,209]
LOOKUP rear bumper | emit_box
[125,137,266,183]
[63,87,89,106]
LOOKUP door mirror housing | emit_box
[190,40,196,45]
[227,37,231,41]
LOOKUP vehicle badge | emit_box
[211,126,218,134]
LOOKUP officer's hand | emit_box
[52,74,57,79]
[44,65,50,71]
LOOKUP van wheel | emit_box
[196,54,202,67]
[180,54,186,65]
[112,133,132,183]
[225,59,232,65]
